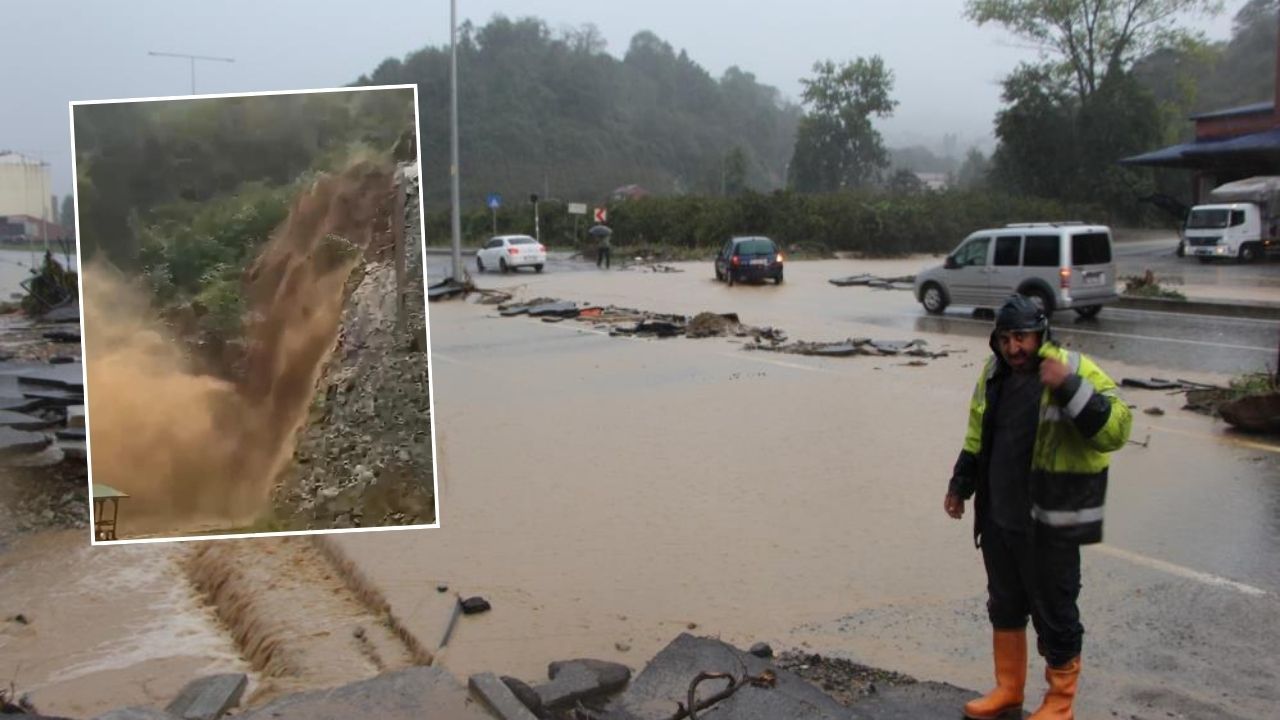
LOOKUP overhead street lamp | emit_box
[449,0,464,281]
[147,50,235,95]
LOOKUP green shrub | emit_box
[423,189,1100,256]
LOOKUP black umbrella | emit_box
[587,224,612,238]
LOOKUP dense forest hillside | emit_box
[353,17,802,208]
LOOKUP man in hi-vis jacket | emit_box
[945,295,1132,720]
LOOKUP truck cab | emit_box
[1183,176,1280,263]
[1183,203,1269,262]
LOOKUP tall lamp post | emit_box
[147,51,235,94]
[449,0,464,281]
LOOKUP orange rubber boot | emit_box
[1028,656,1080,720]
[963,628,1027,719]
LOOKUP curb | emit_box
[1115,295,1280,320]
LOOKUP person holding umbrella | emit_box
[588,223,612,269]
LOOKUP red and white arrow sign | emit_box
[594,207,607,223]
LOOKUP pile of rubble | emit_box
[58,634,974,720]
[0,359,86,468]
[497,300,788,343]
[828,273,915,290]
[1123,375,1280,433]
[749,338,949,360]
[492,297,960,364]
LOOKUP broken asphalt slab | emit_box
[0,426,51,457]
[164,673,247,720]
[0,410,56,430]
[237,667,490,720]
[469,673,540,720]
[427,278,471,301]
[535,659,632,710]
[829,274,914,288]
[603,633,852,720]
[601,634,985,720]
[749,338,947,360]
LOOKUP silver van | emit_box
[913,223,1118,317]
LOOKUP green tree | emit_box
[955,147,992,189]
[788,56,898,193]
[966,0,1223,102]
[723,146,748,195]
[886,168,926,195]
[969,0,1217,219]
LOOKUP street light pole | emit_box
[147,51,235,94]
[449,0,464,281]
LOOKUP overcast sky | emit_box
[4,0,1241,200]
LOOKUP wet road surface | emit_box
[365,256,1280,718]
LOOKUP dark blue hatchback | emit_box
[714,236,784,285]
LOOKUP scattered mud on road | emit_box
[83,162,396,536]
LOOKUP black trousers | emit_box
[981,519,1083,667]
[596,247,611,268]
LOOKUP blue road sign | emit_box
[487,193,502,210]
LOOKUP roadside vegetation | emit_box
[425,189,1096,256]
[74,91,415,350]
[1121,270,1187,300]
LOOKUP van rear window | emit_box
[1071,232,1111,265]
[1023,235,1059,266]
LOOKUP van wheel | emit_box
[727,271,735,287]
[476,257,485,272]
[535,264,544,273]
[499,258,509,274]
[1239,243,1260,263]
[1074,305,1102,319]
[921,283,948,314]
[1021,287,1055,316]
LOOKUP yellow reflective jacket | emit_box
[948,342,1132,545]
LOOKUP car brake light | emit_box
[508,247,519,255]
[731,255,740,266]
[1059,267,1071,288]
[538,245,546,253]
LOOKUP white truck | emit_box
[1182,176,1280,263]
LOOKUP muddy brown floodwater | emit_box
[3,259,1277,719]
[0,531,248,717]
[332,260,1279,719]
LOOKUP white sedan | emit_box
[476,235,547,273]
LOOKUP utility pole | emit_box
[449,0,464,281]
[531,194,540,244]
[147,51,235,94]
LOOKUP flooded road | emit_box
[0,532,250,717]
[333,257,1280,719]
[3,254,1276,718]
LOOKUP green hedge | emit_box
[423,190,1104,256]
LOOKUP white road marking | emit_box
[905,312,1275,352]
[718,351,830,373]
[1094,544,1268,597]
[1149,423,1280,454]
